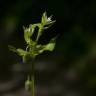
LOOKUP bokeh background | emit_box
[0,0,96,96]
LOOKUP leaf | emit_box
[23,26,32,44]
[44,36,57,51]
[44,43,55,51]
[8,45,17,53]
[24,23,42,43]
[8,45,28,57]
[29,23,40,36]
[34,37,57,55]
[17,48,28,56]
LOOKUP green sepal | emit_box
[41,12,47,25]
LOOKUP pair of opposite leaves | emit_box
[9,12,57,62]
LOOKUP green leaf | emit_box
[44,43,55,51]
[8,45,28,57]
[17,48,28,56]
[29,23,40,36]
[24,23,42,44]
[33,37,56,55]
[8,45,17,53]
[44,37,57,51]
[23,26,32,44]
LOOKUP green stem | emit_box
[24,55,35,96]
[31,75,35,96]
[31,57,35,96]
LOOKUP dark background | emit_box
[0,0,96,96]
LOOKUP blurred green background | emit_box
[0,0,96,96]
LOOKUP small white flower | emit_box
[47,17,52,22]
